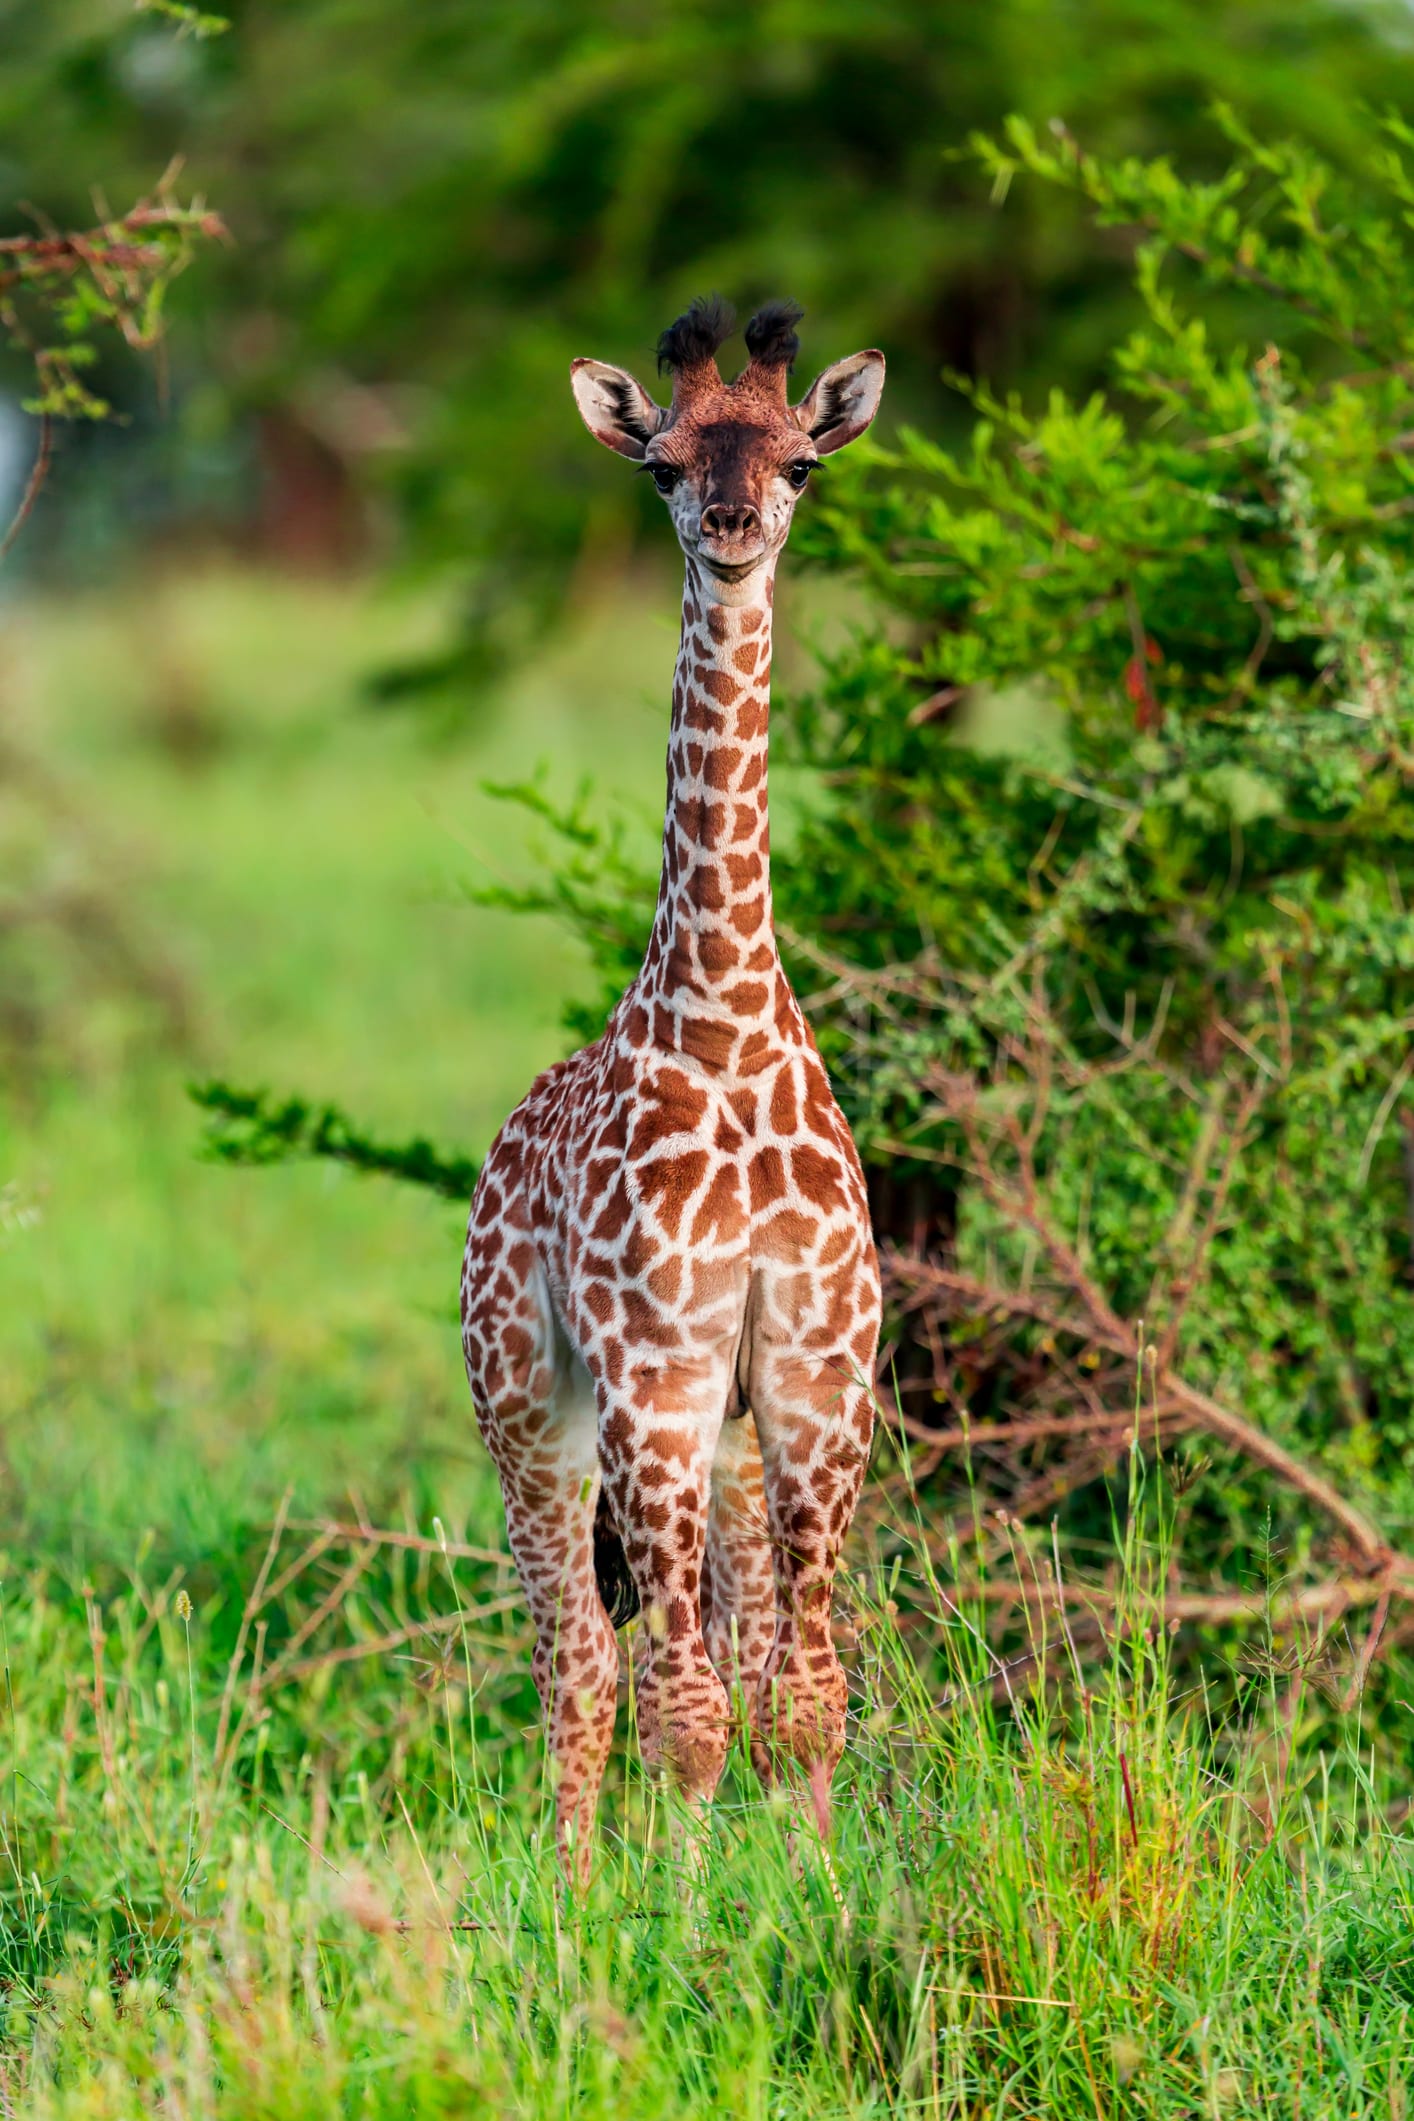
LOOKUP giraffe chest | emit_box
[533,1034,870,1352]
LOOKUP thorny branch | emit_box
[821,929,1414,1672]
[886,1238,1400,1570]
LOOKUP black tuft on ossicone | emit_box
[656,293,737,375]
[744,298,804,370]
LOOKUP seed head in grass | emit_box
[1111,2034,1144,2084]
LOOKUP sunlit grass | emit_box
[0,564,671,1550]
[1,1452,1411,2118]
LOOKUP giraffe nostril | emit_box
[701,501,761,539]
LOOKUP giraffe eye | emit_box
[650,464,680,495]
[786,460,814,491]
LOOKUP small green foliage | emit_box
[133,0,230,36]
[468,775,656,1044]
[192,1081,478,1201]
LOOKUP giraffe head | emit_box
[571,298,884,594]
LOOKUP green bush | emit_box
[786,115,1414,1631]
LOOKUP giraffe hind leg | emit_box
[749,1359,877,1839]
[506,1379,620,1881]
[596,1356,735,1811]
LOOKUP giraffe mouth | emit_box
[694,541,768,582]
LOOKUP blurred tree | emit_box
[0,7,224,1091]
[6,0,1414,679]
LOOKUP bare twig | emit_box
[288,1519,517,1571]
[1356,1050,1414,1188]
[934,1569,1397,1628]
[213,1490,291,1779]
[274,1596,526,1686]
[1224,543,1276,706]
[258,1544,381,1688]
[1161,1371,1398,1569]
[0,413,51,567]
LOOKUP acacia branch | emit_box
[885,1249,1408,1578]
[190,1081,478,1200]
[1158,1371,1396,1569]
[0,201,227,270]
[1,177,228,422]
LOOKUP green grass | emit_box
[2,568,1412,2115]
[2,1452,1411,2117]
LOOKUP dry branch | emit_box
[884,1250,1410,1583]
[0,413,51,564]
[936,1569,1401,1628]
[274,1595,527,1686]
[287,1518,518,1571]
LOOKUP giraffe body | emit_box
[461,300,885,1878]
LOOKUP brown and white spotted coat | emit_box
[461,299,886,1881]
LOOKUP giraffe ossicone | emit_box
[461,297,885,1883]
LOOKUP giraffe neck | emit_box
[629,557,787,1073]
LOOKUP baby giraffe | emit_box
[461,297,884,1882]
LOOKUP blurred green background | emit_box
[5,0,1414,1566]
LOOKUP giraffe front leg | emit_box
[486,1418,621,1889]
[464,1242,619,1889]
[749,1344,878,1839]
[596,1356,734,1813]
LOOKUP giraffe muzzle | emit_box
[696,500,767,578]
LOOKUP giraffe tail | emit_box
[593,1484,640,1628]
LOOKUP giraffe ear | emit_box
[570,358,667,461]
[794,349,886,456]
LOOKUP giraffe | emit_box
[460,296,885,1883]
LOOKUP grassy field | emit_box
[2,570,1412,2116]
[1,565,671,1547]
